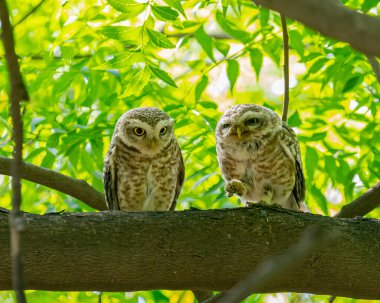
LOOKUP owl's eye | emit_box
[160,127,167,135]
[245,118,259,125]
[133,127,145,136]
[222,123,230,129]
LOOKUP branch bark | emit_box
[0,156,107,211]
[0,0,29,301]
[253,0,380,57]
[0,207,379,299]
[335,181,380,219]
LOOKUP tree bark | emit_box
[253,0,380,57]
[0,206,379,299]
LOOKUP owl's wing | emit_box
[280,122,305,207]
[103,147,120,211]
[169,142,185,211]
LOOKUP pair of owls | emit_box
[103,105,305,212]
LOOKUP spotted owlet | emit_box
[103,107,185,211]
[215,104,305,210]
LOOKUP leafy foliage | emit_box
[0,0,379,302]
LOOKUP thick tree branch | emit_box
[215,226,334,303]
[0,207,379,299]
[253,0,380,57]
[0,156,107,211]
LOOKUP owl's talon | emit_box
[225,180,247,197]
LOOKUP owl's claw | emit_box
[225,180,247,197]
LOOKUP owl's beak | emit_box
[147,137,159,149]
[236,127,242,138]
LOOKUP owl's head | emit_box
[115,107,175,156]
[216,104,282,144]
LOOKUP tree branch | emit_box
[253,0,380,57]
[13,0,47,28]
[335,182,380,219]
[366,55,380,85]
[0,0,29,301]
[215,226,334,303]
[0,156,107,211]
[280,14,289,123]
[0,207,379,299]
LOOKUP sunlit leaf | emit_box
[148,65,178,87]
[107,0,147,17]
[146,28,175,49]
[151,5,179,21]
[226,59,239,93]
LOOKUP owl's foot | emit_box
[225,180,248,197]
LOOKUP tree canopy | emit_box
[0,0,379,302]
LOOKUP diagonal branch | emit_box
[252,0,380,57]
[0,156,107,211]
[366,55,380,85]
[13,0,47,28]
[335,182,380,219]
[214,226,335,303]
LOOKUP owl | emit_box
[103,107,184,211]
[215,104,305,210]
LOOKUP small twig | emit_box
[13,0,47,28]
[0,156,107,211]
[0,0,29,302]
[214,226,334,303]
[280,14,290,122]
[366,55,380,84]
[335,182,380,219]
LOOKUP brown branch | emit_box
[0,208,379,299]
[0,0,29,302]
[252,0,380,57]
[366,55,380,85]
[204,182,380,303]
[13,0,47,28]
[214,226,334,303]
[280,14,289,123]
[0,156,107,211]
[335,182,380,219]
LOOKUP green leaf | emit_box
[227,59,239,93]
[98,26,141,42]
[310,184,328,214]
[146,28,175,49]
[96,51,144,69]
[195,76,208,101]
[362,0,379,12]
[214,39,230,57]
[343,74,364,93]
[289,30,304,57]
[199,101,217,109]
[215,11,251,43]
[163,0,186,17]
[194,26,215,61]
[288,111,302,127]
[107,0,147,18]
[121,67,151,97]
[248,48,263,79]
[148,65,178,87]
[151,5,179,21]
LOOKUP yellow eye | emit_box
[133,127,145,136]
[160,127,167,135]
